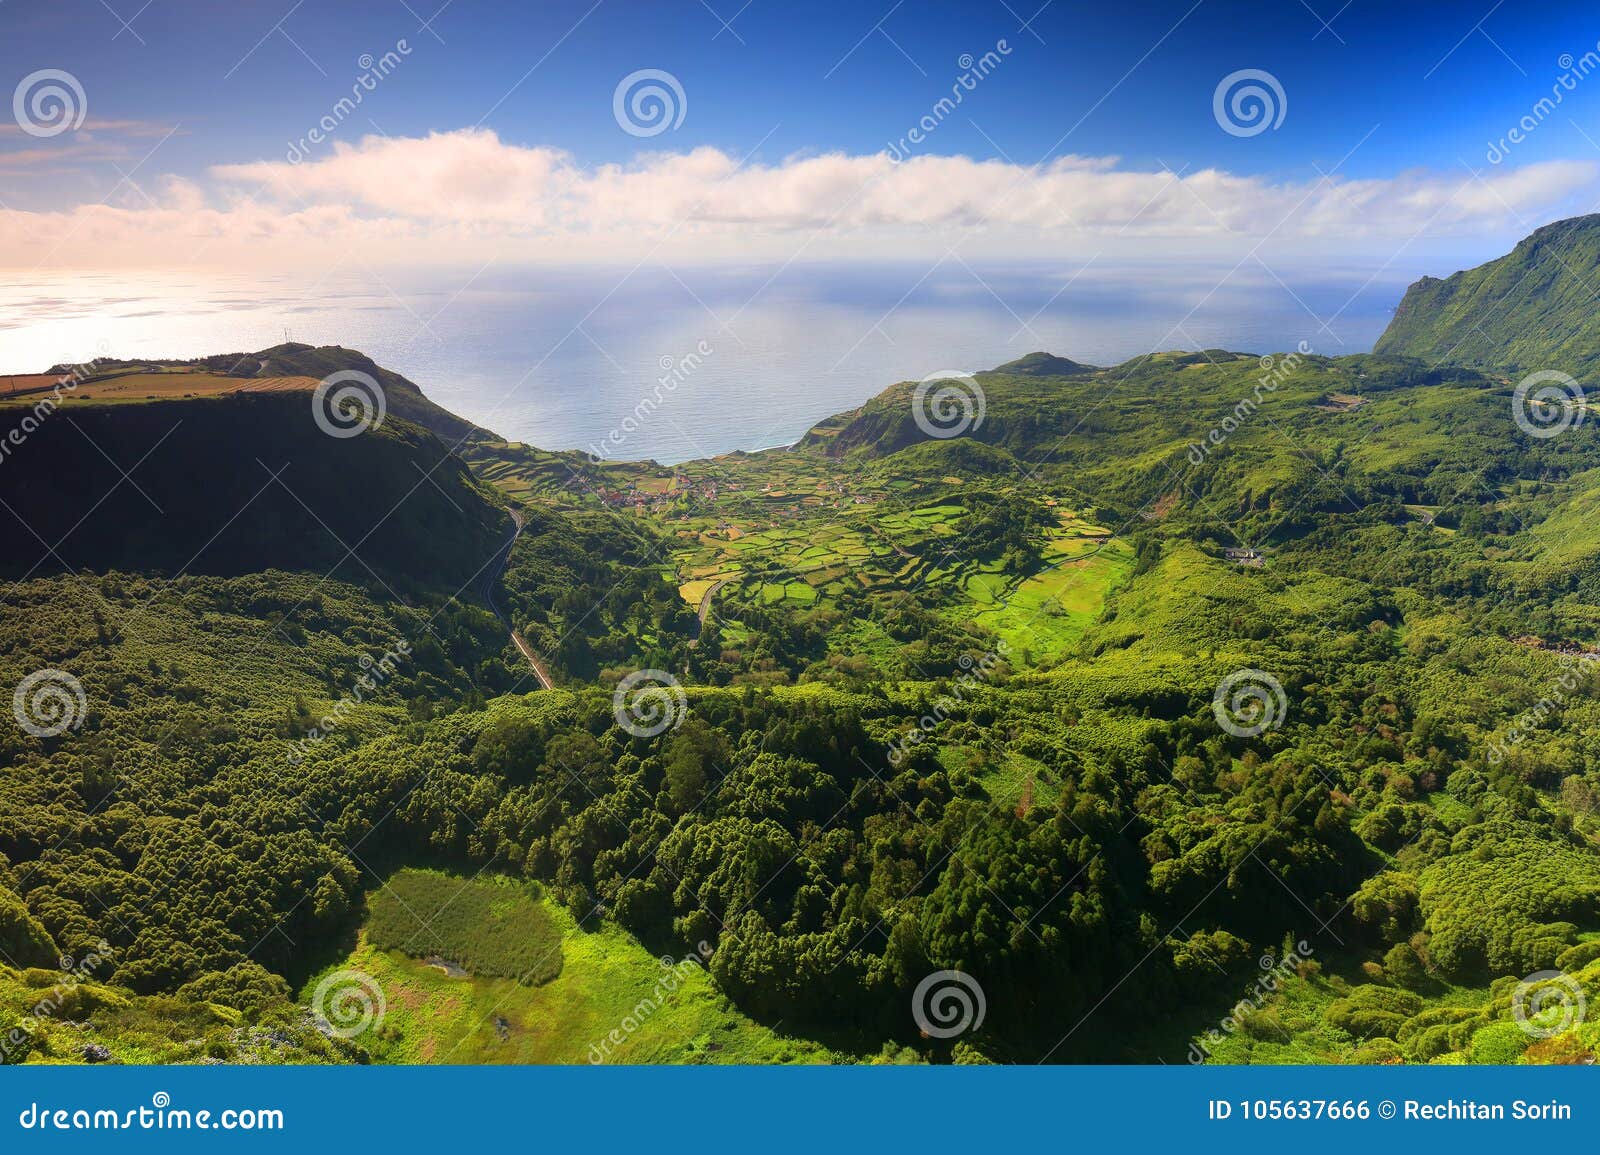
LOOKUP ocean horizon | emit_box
[3,260,1421,464]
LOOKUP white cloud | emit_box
[2,127,1596,268]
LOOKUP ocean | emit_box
[1,261,1420,464]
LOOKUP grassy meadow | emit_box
[317,877,843,1065]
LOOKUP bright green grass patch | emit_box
[321,902,843,1064]
[366,869,563,985]
[964,571,1009,604]
[968,545,1134,666]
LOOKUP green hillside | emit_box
[1375,214,1600,375]
[13,219,1600,1067]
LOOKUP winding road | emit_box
[483,508,555,691]
[686,576,732,649]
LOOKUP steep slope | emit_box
[0,390,505,589]
[213,343,498,444]
[1375,214,1600,374]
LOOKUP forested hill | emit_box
[10,220,1600,1067]
[0,391,505,588]
[1375,213,1600,373]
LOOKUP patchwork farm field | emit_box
[967,540,1135,665]
[0,368,318,405]
[469,428,1135,680]
[664,498,1128,669]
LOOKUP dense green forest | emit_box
[7,220,1600,1065]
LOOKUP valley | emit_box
[7,219,1600,1067]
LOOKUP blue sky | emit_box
[6,0,1600,269]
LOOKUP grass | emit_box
[969,543,1135,665]
[319,897,842,1064]
[366,869,563,985]
[0,370,317,405]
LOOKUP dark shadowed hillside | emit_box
[0,391,505,589]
